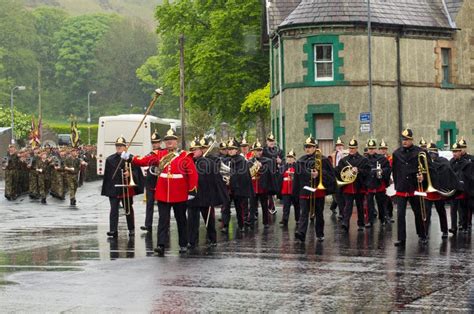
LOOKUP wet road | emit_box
[1,181,473,312]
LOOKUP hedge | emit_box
[46,122,99,145]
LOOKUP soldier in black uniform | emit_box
[140,131,162,232]
[294,135,335,242]
[365,139,391,227]
[187,137,228,248]
[336,138,370,232]
[226,138,253,233]
[263,133,284,214]
[457,137,473,231]
[424,142,451,238]
[248,140,277,228]
[392,129,427,247]
[101,136,144,238]
[449,142,471,235]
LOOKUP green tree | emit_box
[93,18,157,120]
[54,13,118,115]
[0,106,33,140]
[241,83,270,140]
[137,0,268,131]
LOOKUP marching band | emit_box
[3,127,474,256]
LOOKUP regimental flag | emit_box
[70,120,80,148]
[29,115,41,148]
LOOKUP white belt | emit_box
[159,173,184,179]
[283,178,292,181]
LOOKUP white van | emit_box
[96,114,180,175]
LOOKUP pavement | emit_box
[0,181,473,312]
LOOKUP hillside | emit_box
[24,0,161,27]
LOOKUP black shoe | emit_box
[394,240,405,247]
[70,198,76,206]
[357,226,364,231]
[239,227,245,233]
[41,198,47,204]
[294,232,305,242]
[107,231,118,238]
[140,226,152,232]
[449,228,457,236]
[317,237,324,242]
[365,223,373,229]
[263,224,270,229]
[441,232,448,239]
[129,230,135,237]
[220,227,228,234]
[154,246,165,257]
[419,237,428,245]
[179,246,187,254]
[341,224,349,233]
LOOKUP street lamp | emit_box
[87,90,97,145]
[10,85,26,144]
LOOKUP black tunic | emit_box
[392,145,423,193]
[101,153,144,197]
[228,154,254,198]
[335,152,370,191]
[292,153,336,198]
[365,153,391,189]
[249,156,279,194]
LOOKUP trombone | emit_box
[310,149,325,218]
[117,161,136,215]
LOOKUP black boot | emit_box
[107,231,118,238]
[41,198,47,204]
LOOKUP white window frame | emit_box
[314,44,334,82]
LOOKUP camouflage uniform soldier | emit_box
[28,149,40,199]
[36,151,51,204]
[64,149,81,205]
[3,144,20,200]
[51,149,67,200]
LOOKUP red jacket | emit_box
[281,166,295,195]
[132,150,198,203]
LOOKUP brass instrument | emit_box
[336,160,358,187]
[249,157,261,179]
[375,161,382,179]
[220,161,231,185]
[310,149,325,218]
[122,162,136,215]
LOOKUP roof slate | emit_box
[266,0,302,34]
[277,0,457,30]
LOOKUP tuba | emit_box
[336,160,358,187]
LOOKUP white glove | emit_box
[121,151,130,160]
[187,195,195,201]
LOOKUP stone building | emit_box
[265,0,473,156]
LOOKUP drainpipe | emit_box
[396,32,403,145]
[277,31,284,150]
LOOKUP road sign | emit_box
[359,112,371,123]
[360,123,371,133]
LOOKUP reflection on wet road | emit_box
[1,181,473,312]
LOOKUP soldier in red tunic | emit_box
[125,128,198,256]
[278,149,300,227]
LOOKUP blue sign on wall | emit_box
[359,112,371,123]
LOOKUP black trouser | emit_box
[385,195,394,219]
[250,193,269,225]
[342,193,364,229]
[367,191,386,224]
[221,198,231,227]
[157,201,187,247]
[397,196,426,241]
[330,187,345,215]
[297,197,325,238]
[451,198,467,231]
[282,194,300,223]
[223,195,247,229]
[425,199,448,233]
[144,188,155,228]
[109,197,135,232]
[187,206,217,246]
[468,197,473,228]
